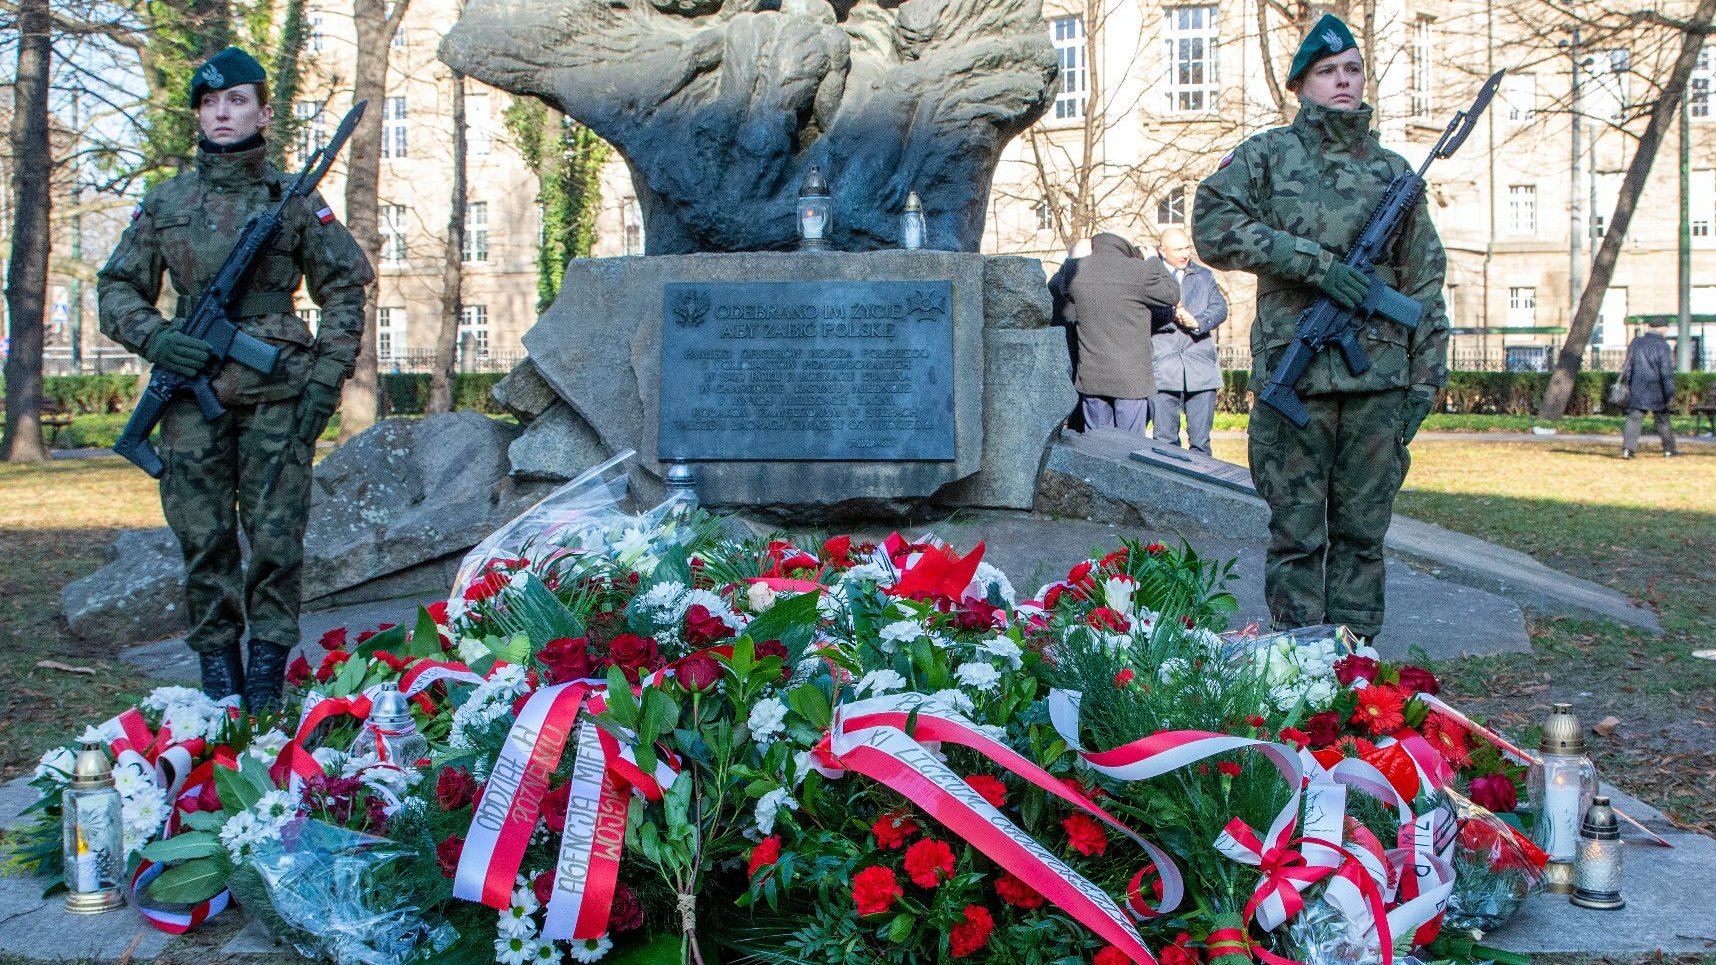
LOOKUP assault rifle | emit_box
[114,101,367,477]
[1257,71,1504,428]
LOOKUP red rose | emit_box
[954,600,1003,632]
[748,835,783,880]
[948,905,995,958]
[609,633,663,676]
[541,781,571,834]
[435,835,464,878]
[1218,761,1242,778]
[1468,773,1519,814]
[609,882,645,932]
[853,866,903,916]
[964,775,1007,809]
[872,811,921,849]
[355,623,395,645]
[995,872,1044,909]
[539,636,595,684]
[425,601,449,625]
[1396,665,1441,696]
[1279,727,1311,750]
[683,605,735,647]
[1350,685,1407,735]
[753,639,792,681]
[286,654,312,687]
[1095,947,1133,965]
[1113,669,1136,688]
[1061,812,1108,856]
[903,838,956,888]
[1334,655,1380,686]
[1304,710,1343,747]
[436,767,478,811]
[315,650,350,683]
[533,869,555,906]
[676,652,724,692]
[319,627,348,650]
[1146,543,1167,554]
[1160,935,1198,965]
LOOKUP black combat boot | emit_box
[199,643,245,701]
[244,640,293,716]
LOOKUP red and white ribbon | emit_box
[131,857,232,933]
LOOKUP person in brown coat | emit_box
[1066,233,1181,433]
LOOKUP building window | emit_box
[1051,16,1088,120]
[1163,6,1219,115]
[1693,46,1711,120]
[1409,16,1435,121]
[293,100,326,166]
[623,198,645,255]
[1155,186,1186,225]
[462,201,489,262]
[1507,286,1537,327]
[1586,49,1629,125]
[381,204,407,265]
[459,305,489,357]
[308,15,323,53]
[376,307,405,362]
[1506,184,1536,235]
[1504,74,1536,124]
[1035,200,1055,232]
[1694,168,1713,238]
[382,96,408,159]
[466,92,491,157]
[1593,212,1606,237]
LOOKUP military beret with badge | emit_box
[189,47,268,108]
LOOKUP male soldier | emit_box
[1192,15,1448,641]
[98,48,373,711]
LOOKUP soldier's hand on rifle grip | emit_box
[143,329,214,378]
[1318,262,1370,311]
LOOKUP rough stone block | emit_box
[491,358,560,424]
[61,528,186,643]
[507,401,609,482]
[934,327,1073,509]
[982,256,1054,329]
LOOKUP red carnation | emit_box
[1086,607,1130,633]
[1468,773,1519,814]
[749,835,783,880]
[1279,727,1311,750]
[683,605,735,647]
[948,905,995,958]
[994,872,1044,909]
[903,838,956,888]
[676,652,724,692]
[315,650,350,683]
[541,781,571,834]
[463,570,507,603]
[1146,543,1167,554]
[1334,655,1380,686]
[1067,561,1095,587]
[1304,710,1343,747]
[853,866,903,916]
[539,636,595,684]
[286,654,312,687]
[1061,812,1109,856]
[1042,584,1065,610]
[609,633,663,678]
[436,767,478,811]
[609,882,645,932]
[1245,715,1266,728]
[965,775,1007,809]
[1218,761,1242,778]
[355,623,396,645]
[1099,548,1130,567]
[1351,685,1407,735]
[823,535,854,566]
[425,600,450,625]
[1113,669,1136,688]
[872,811,921,849]
[1160,935,1198,965]
[1095,948,1132,965]
[1396,665,1442,696]
[435,835,464,878]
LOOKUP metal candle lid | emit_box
[1540,703,1586,755]
[904,191,923,212]
[1581,796,1621,840]
[799,164,830,198]
[70,743,115,791]
[368,684,414,728]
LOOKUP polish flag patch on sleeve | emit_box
[1216,149,1236,170]
[316,206,335,225]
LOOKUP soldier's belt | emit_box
[175,290,296,320]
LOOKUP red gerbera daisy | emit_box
[1420,712,1473,767]
[1350,684,1407,735]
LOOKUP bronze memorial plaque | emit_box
[659,280,955,461]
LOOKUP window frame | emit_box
[1162,5,1220,116]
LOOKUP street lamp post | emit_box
[1559,28,1583,328]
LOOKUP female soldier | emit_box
[98,47,373,711]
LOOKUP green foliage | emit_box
[379,372,505,415]
[146,855,229,904]
[504,98,611,313]
[1217,368,1716,416]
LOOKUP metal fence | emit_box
[1218,345,1712,373]
[42,349,147,376]
[382,348,527,374]
[40,347,529,376]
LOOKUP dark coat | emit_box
[1067,234,1180,398]
[1048,257,1081,377]
[1149,259,1228,393]
[1622,329,1676,413]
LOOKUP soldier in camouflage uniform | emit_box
[98,48,373,710]
[1192,16,1448,640]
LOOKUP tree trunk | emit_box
[3,0,53,463]
[338,0,410,441]
[429,68,467,415]
[1537,0,1716,421]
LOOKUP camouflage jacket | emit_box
[1193,102,1449,395]
[98,144,373,404]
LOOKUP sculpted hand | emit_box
[294,381,341,447]
[1318,262,1370,310]
[144,329,213,378]
[1400,385,1437,445]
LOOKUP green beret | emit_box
[1287,15,1358,88]
[190,47,267,109]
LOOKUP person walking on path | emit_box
[1066,232,1180,434]
[1619,318,1680,459]
[1192,15,1449,642]
[97,48,374,711]
[1149,226,1229,455]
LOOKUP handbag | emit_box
[1609,343,1633,406]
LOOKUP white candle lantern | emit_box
[798,164,832,251]
[901,191,926,250]
[349,684,429,768]
[1526,703,1596,894]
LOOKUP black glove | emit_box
[143,329,213,378]
[1318,262,1370,311]
[294,381,341,446]
[1400,386,1437,445]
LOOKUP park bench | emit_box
[0,398,74,447]
[1693,385,1716,437]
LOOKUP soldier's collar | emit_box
[1293,100,1375,153]
[195,139,269,188]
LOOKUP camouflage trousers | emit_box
[1248,389,1409,639]
[159,396,312,654]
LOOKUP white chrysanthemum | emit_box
[497,909,537,940]
[753,787,799,836]
[160,702,217,742]
[490,663,531,695]
[1102,576,1136,617]
[567,936,613,963]
[980,637,1023,669]
[141,686,205,713]
[512,885,542,915]
[255,789,297,824]
[495,936,537,965]
[123,789,169,847]
[531,940,564,965]
[747,697,788,743]
[246,729,290,764]
[931,689,974,715]
[968,562,1016,606]
[857,669,907,696]
[34,747,75,784]
[635,581,687,616]
[219,810,260,859]
[113,760,153,798]
[311,747,348,774]
[955,662,1002,693]
[78,725,106,744]
[123,825,147,857]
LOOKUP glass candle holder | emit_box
[901,191,926,250]
[798,164,832,250]
[349,685,429,768]
[1526,703,1595,893]
[62,743,126,914]
[1571,796,1625,910]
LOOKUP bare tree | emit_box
[428,65,466,415]
[337,0,409,441]
[1538,0,1716,420]
[2,0,53,462]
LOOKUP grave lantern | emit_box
[62,743,126,914]
[901,191,926,250]
[1526,703,1596,894]
[1570,796,1625,910]
[798,164,832,251]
